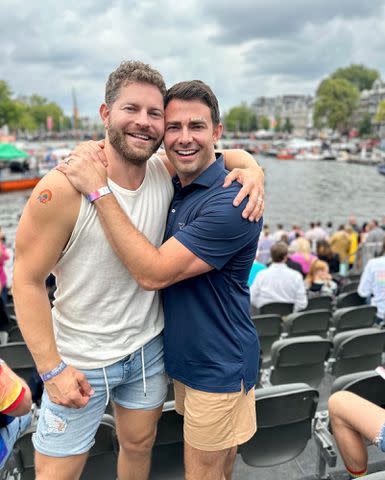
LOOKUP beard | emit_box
[108,124,162,166]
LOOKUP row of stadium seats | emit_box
[3,371,385,479]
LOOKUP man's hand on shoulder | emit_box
[56,141,108,195]
[44,365,94,409]
[223,164,264,222]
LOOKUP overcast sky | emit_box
[2,0,385,119]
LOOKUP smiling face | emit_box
[101,81,165,166]
[163,99,223,185]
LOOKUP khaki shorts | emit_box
[173,380,257,451]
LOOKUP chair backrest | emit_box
[7,325,24,343]
[239,383,318,467]
[0,342,35,383]
[151,401,184,479]
[285,309,330,338]
[339,281,360,294]
[346,273,362,282]
[331,370,385,408]
[336,291,365,309]
[251,314,282,365]
[332,328,385,377]
[260,302,294,316]
[304,295,333,311]
[270,336,332,387]
[332,305,377,333]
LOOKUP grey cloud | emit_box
[202,0,385,44]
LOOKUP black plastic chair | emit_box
[284,309,330,338]
[259,302,294,316]
[0,342,35,383]
[336,291,365,309]
[339,280,360,294]
[330,328,385,377]
[7,325,24,343]
[269,336,332,387]
[239,383,318,467]
[331,370,385,407]
[251,314,282,365]
[331,305,377,334]
[304,295,333,311]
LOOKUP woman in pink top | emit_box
[289,237,317,276]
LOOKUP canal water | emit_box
[0,156,384,260]
[258,155,384,228]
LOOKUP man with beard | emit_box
[13,61,264,480]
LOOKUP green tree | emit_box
[331,64,380,92]
[224,103,257,132]
[358,113,372,136]
[20,95,65,131]
[0,80,19,128]
[375,99,385,123]
[8,101,37,131]
[313,78,359,132]
[283,117,294,133]
[249,113,258,131]
[260,116,270,130]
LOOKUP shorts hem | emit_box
[32,436,95,458]
[185,426,257,452]
[113,395,166,412]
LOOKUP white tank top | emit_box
[51,155,174,369]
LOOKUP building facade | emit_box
[252,95,314,136]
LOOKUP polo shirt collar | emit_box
[172,153,224,191]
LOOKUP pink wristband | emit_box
[86,186,112,203]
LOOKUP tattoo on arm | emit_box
[37,189,52,204]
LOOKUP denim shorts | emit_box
[33,333,167,457]
[375,421,385,452]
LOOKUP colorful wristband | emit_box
[86,186,112,203]
[40,360,67,382]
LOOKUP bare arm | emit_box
[71,142,264,221]
[13,172,92,407]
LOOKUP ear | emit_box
[212,122,223,143]
[99,103,110,128]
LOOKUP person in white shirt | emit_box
[250,242,308,312]
[358,237,385,324]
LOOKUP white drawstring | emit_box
[141,346,147,397]
[102,367,110,406]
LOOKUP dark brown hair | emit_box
[165,80,220,125]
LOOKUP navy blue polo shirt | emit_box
[162,155,262,393]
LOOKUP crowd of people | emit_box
[249,217,385,314]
